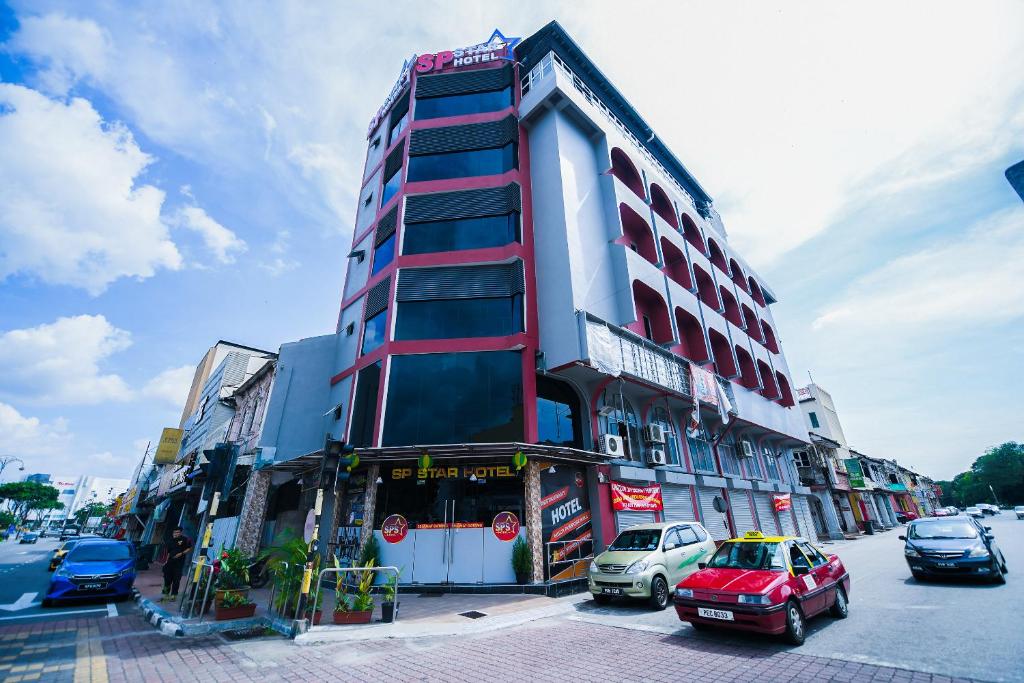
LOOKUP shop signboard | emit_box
[772,493,792,512]
[154,428,184,465]
[610,481,664,512]
[889,483,908,492]
[491,511,520,542]
[844,459,866,488]
[381,514,409,544]
[541,465,592,580]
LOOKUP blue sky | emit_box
[0,2,1021,481]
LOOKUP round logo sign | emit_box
[381,514,409,544]
[574,471,585,489]
[492,511,520,542]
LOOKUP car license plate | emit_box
[601,587,623,595]
[936,562,956,568]
[697,607,734,621]
[82,583,102,590]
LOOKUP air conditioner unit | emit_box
[646,448,667,466]
[740,440,755,458]
[599,434,624,457]
[642,424,665,444]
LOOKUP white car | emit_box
[1014,505,1024,520]
[965,507,984,519]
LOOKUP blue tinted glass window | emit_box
[388,113,408,146]
[349,362,381,448]
[371,234,395,276]
[361,311,388,356]
[382,351,524,446]
[407,144,517,183]
[403,213,519,255]
[536,376,581,448]
[414,87,513,120]
[395,295,522,340]
[381,168,402,207]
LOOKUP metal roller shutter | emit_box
[364,277,391,319]
[794,496,819,540]
[415,64,512,98]
[753,492,780,535]
[616,511,655,534]
[698,487,731,541]
[662,485,697,523]
[409,115,518,156]
[396,261,524,301]
[404,183,521,224]
[727,490,757,537]
[778,503,798,536]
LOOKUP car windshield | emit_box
[909,521,978,540]
[609,529,661,551]
[708,541,785,570]
[67,543,132,562]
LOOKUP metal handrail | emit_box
[545,538,594,581]
[179,559,215,621]
[311,566,401,626]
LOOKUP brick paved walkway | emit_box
[0,612,979,683]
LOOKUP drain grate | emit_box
[418,593,444,597]
[459,610,487,619]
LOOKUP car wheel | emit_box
[593,594,613,605]
[912,572,927,582]
[649,576,669,610]
[783,601,806,646]
[829,586,849,619]
[992,561,1006,584]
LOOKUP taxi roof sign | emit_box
[743,531,766,539]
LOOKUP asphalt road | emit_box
[572,513,1024,683]
[0,535,124,625]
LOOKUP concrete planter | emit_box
[214,603,257,621]
[332,609,372,625]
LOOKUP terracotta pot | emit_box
[215,588,249,606]
[309,610,323,625]
[214,603,257,621]
[333,609,373,625]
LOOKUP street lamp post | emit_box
[0,456,25,479]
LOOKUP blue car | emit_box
[901,516,1008,584]
[43,539,136,606]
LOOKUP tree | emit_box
[0,482,60,525]
[943,442,1024,507]
[74,502,112,526]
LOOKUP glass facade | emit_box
[381,351,524,446]
[535,375,582,448]
[395,295,523,340]
[407,143,517,183]
[388,112,408,146]
[349,362,381,448]
[414,87,513,120]
[361,310,388,356]
[371,234,396,276]
[403,213,519,255]
[381,167,401,207]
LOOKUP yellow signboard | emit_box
[154,427,184,464]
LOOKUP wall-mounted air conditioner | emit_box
[646,448,667,466]
[642,424,665,444]
[741,440,755,458]
[599,434,624,457]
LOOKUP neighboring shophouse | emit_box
[250,22,821,591]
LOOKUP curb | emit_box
[132,590,292,638]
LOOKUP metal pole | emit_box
[295,464,327,621]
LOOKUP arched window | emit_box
[742,305,761,341]
[758,360,779,399]
[649,406,681,466]
[707,239,728,275]
[536,375,582,448]
[729,259,747,291]
[597,389,642,461]
[649,183,678,228]
[660,238,692,289]
[619,203,658,266]
[760,320,779,353]
[776,372,795,407]
[674,308,709,363]
[709,330,737,378]
[685,409,716,473]
[682,214,706,254]
[610,147,645,200]
[720,286,742,326]
[735,345,759,390]
[693,265,720,310]
[630,281,673,344]
[748,276,767,307]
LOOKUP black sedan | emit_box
[19,532,39,544]
[901,517,1008,584]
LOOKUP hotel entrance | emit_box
[373,462,527,585]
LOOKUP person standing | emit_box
[162,527,193,601]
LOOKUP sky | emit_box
[0,1,1021,482]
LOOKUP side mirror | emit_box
[697,562,707,570]
[793,565,810,576]
[985,526,992,531]
[664,542,678,551]
[984,534,995,541]
[898,535,906,541]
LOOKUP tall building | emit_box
[26,474,129,526]
[178,341,274,429]
[259,22,815,588]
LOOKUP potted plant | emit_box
[381,571,399,623]
[512,536,532,584]
[267,533,315,617]
[215,590,257,621]
[215,547,251,606]
[305,587,324,625]
[333,559,376,624]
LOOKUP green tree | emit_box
[74,502,112,526]
[0,482,60,524]
[971,442,1024,504]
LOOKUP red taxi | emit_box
[673,531,850,645]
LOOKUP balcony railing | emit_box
[582,312,692,397]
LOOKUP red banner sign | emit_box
[772,494,792,512]
[492,511,520,542]
[540,486,569,509]
[550,510,592,542]
[381,514,408,544]
[610,482,664,512]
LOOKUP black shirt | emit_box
[166,536,192,566]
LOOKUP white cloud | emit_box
[811,207,1024,333]
[0,315,134,405]
[0,83,182,294]
[260,230,298,276]
[173,206,247,264]
[0,402,72,480]
[4,12,112,96]
[141,365,196,408]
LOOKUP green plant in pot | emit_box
[215,546,251,605]
[215,589,257,621]
[334,559,376,625]
[512,536,532,584]
[381,570,400,623]
[267,532,315,617]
